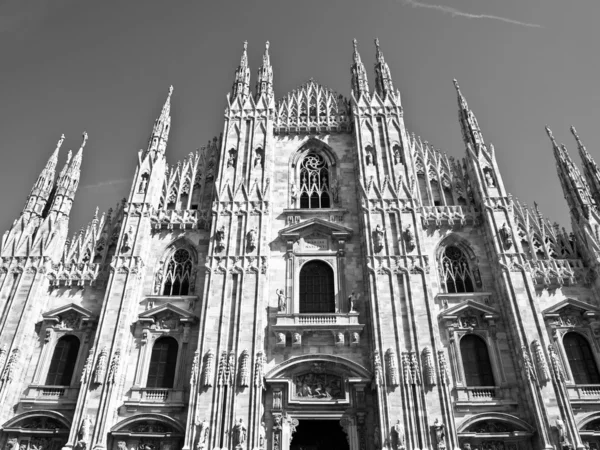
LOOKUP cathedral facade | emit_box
[1,38,600,450]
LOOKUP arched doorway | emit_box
[291,420,348,450]
[2,413,70,450]
[110,415,184,450]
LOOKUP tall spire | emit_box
[374,38,394,98]
[546,126,594,222]
[22,134,65,217]
[49,132,87,218]
[255,41,273,101]
[454,79,485,150]
[572,126,600,207]
[232,41,251,100]
[145,86,173,158]
[351,39,370,100]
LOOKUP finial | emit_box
[168,85,174,96]
[93,206,99,220]
[265,41,270,50]
[243,40,248,51]
[56,134,65,150]
[80,131,88,150]
[570,126,586,150]
[375,38,380,48]
[545,126,559,148]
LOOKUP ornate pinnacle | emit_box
[545,126,559,150]
[56,134,66,151]
[375,38,383,62]
[453,78,468,109]
[570,126,588,153]
[80,131,88,151]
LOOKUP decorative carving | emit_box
[390,420,405,450]
[438,350,449,385]
[401,351,412,385]
[365,146,374,165]
[80,347,94,384]
[202,349,214,387]
[548,344,565,382]
[153,269,163,294]
[196,419,209,450]
[290,183,298,206]
[556,419,571,449]
[351,332,360,346]
[76,416,92,450]
[409,351,421,385]
[373,350,383,387]
[223,351,235,386]
[348,291,359,313]
[466,421,512,433]
[93,347,108,384]
[433,418,446,450]
[339,415,352,445]
[386,349,400,386]
[1,348,19,384]
[227,149,236,168]
[108,349,121,384]
[276,289,286,313]
[335,331,345,346]
[5,439,18,450]
[273,390,282,410]
[238,349,249,387]
[246,228,257,252]
[404,225,415,251]
[254,351,265,390]
[57,311,81,329]
[422,347,436,386]
[232,418,247,448]
[190,350,199,385]
[120,227,132,253]
[276,332,286,346]
[292,332,302,347]
[294,372,343,399]
[258,421,266,449]
[499,223,513,249]
[138,173,149,194]
[215,225,226,252]
[22,417,65,430]
[373,225,385,253]
[330,178,340,204]
[150,311,179,330]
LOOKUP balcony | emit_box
[20,385,79,409]
[272,313,364,347]
[124,388,185,411]
[567,384,600,404]
[454,386,517,409]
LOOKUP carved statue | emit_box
[215,226,226,251]
[246,228,257,252]
[232,418,247,447]
[462,444,471,450]
[258,422,266,449]
[93,347,108,384]
[422,347,436,386]
[532,340,550,383]
[391,420,405,450]
[556,419,569,447]
[393,146,401,165]
[153,269,163,295]
[373,224,385,252]
[485,171,495,187]
[348,291,359,313]
[404,224,415,250]
[227,151,236,168]
[202,349,214,387]
[293,333,301,345]
[276,333,286,345]
[336,332,345,346]
[120,227,132,253]
[499,223,513,249]
[196,419,209,449]
[254,151,263,168]
[290,183,298,205]
[76,415,92,450]
[522,346,536,381]
[138,175,148,194]
[276,289,286,313]
[352,332,360,345]
[239,350,250,387]
[117,442,127,450]
[330,178,340,204]
[365,147,373,165]
[386,349,400,386]
[373,427,381,450]
[373,350,383,387]
[254,351,265,389]
[6,439,18,450]
[433,418,446,449]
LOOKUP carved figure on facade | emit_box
[352,332,360,345]
[196,419,209,450]
[433,418,446,449]
[121,227,132,253]
[404,225,415,251]
[1,347,21,384]
[215,225,226,252]
[108,349,121,384]
[348,291,359,313]
[292,333,301,346]
[290,183,298,206]
[276,289,286,313]
[227,150,237,168]
[151,311,179,330]
[373,224,385,253]
[93,347,107,384]
[556,419,571,449]
[422,347,436,386]
[190,350,199,385]
[75,416,92,450]
[276,332,286,346]
[202,349,214,387]
[153,269,163,294]
[438,350,449,384]
[521,346,536,381]
[499,223,513,249]
[330,178,340,204]
[335,331,345,346]
[5,439,18,450]
[246,228,257,252]
[548,344,565,382]
[385,349,400,386]
[226,351,235,386]
[393,145,402,165]
[258,422,266,449]
[238,349,249,387]
[273,390,283,410]
[294,372,343,399]
[254,150,263,168]
[373,427,381,450]
[409,351,421,384]
[400,351,412,385]
[373,350,383,387]
[391,420,405,450]
[232,418,247,448]
[57,311,81,329]
[484,170,495,187]
[365,146,374,165]
[254,351,265,390]
[138,174,149,194]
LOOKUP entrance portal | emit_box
[290,420,349,450]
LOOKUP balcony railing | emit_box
[124,388,185,410]
[20,385,79,407]
[455,386,499,402]
[567,384,600,402]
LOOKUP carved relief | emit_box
[422,347,436,386]
[373,350,383,387]
[246,228,257,252]
[335,332,345,346]
[294,372,343,399]
[548,344,565,382]
[438,350,449,385]
[273,390,283,410]
[196,419,209,450]
[522,346,536,381]
[232,418,246,448]
[80,348,94,384]
[76,416,92,450]
[93,347,107,384]
[532,340,550,383]
[215,225,226,252]
[373,225,385,253]
[409,351,421,385]
[432,418,446,450]
[254,351,265,390]
[202,349,214,387]
[390,420,405,450]
[150,311,179,330]
[276,289,286,313]
[107,349,121,384]
[190,350,199,385]
[238,349,249,387]
[401,351,412,385]
[404,225,415,251]
[386,349,400,386]
[153,269,163,295]
[57,311,81,329]
[499,223,513,249]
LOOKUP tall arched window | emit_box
[299,153,331,209]
[441,246,474,293]
[146,337,178,388]
[460,334,495,386]
[299,261,335,313]
[564,332,600,384]
[45,335,80,386]
[162,249,193,296]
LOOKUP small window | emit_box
[147,337,178,388]
[299,261,335,313]
[441,246,474,293]
[564,332,600,384]
[162,249,193,296]
[46,335,80,386]
[460,334,495,386]
[299,153,331,209]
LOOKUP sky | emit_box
[0,0,598,235]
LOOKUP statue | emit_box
[120,227,132,253]
[232,418,247,447]
[215,225,225,251]
[117,442,127,450]
[556,419,569,447]
[258,422,266,449]
[499,223,513,249]
[374,224,385,252]
[348,291,359,312]
[246,228,257,252]
[433,418,446,449]
[330,178,340,204]
[351,332,360,345]
[276,289,286,313]
[404,224,415,250]
[373,427,381,450]
[365,147,373,165]
[138,176,148,194]
[391,419,405,450]
[393,146,402,165]
[196,419,209,449]
[336,332,345,345]
[293,333,301,345]
[6,439,18,450]
[153,269,163,294]
[227,151,236,168]
[290,183,298,205]
[485,171,495,187]
[76,415,92,450]
[276,333,286,345]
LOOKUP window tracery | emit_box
[299,154,331,209]
[162,249,193,296]
[441,246,475,293]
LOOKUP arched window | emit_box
[441,246,474,293]
[299,153,331,209]
[460,334,495,386]
[564,332,600,384]
[46,335,80,386]
[146,337,178,388]
[299,261,335,313]
[162,249,193,296]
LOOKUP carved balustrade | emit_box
[20,385,79,408]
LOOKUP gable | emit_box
[42,303,94,328]
[138,302,196,327]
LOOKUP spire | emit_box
[255,41,273,101]
[454,79,485,150]
[546,126,594,222]
[351,39,370,100]
[232,41,251,99]
[374,38,394,98]
[49,132,87,218]
[572,126,600,207]
[145,86,173,158]
[22,134,65,217]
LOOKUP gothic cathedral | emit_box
[1,39,600,450]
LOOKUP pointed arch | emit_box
[155,238,198,296]
[436,234,480,293]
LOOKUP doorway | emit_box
[290,420,349,450]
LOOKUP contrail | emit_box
[81,179,129,190]
[402,0,542,28]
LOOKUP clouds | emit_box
[80,179,129,190]
[402,0,542,28]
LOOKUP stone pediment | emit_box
[439,299,499,328]
[543,298,600,325]
[138,303,196,328]
[42,303,94,328]
[279,217,352,241]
